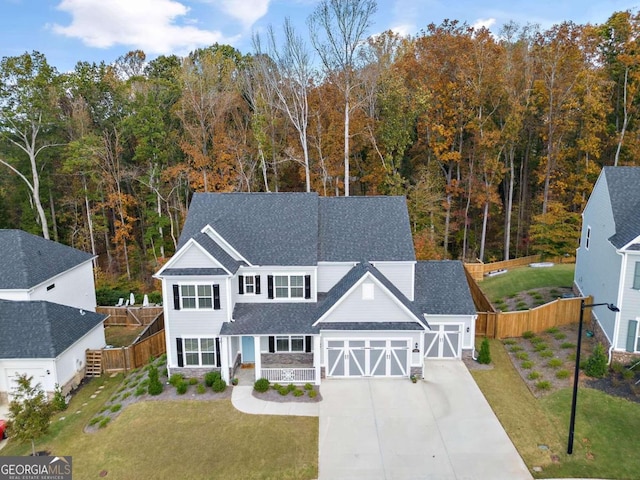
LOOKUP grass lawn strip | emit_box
[104,325,145,347]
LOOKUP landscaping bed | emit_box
[252,381,322,403]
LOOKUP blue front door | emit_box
[242,336,255,363]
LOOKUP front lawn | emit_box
[472,339,640,479]
[1,377,318,479]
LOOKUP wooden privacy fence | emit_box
[89,330,166,374]
[475,296,589,339]
[98,306,163,327]
[464,254,576,281]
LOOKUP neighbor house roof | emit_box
[413,261,477,316]
[0,230,94,290]
[603,167,640,249]
[0,299,105,358]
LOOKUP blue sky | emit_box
[1,0,639,72]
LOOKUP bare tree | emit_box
[308,0,377,196]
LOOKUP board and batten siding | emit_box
[320,281,417,323]
[575,174,621,343]
[616,253,640,351]
[372,262,415,300]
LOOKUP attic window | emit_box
[362,283,374,300]
[585,226,591,250]
[46,283,55,291]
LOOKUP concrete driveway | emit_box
[318,361,532,480]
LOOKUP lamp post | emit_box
[567,299,619,455]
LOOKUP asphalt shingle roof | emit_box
[603,167,640,248]
[192,232,244,273]
[413,261,477,315]
[0,299,105,358]
[0,230,94,289]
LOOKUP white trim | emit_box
[274,335,307,353]
[620,234,640,252]
[155,238,232,277]
[176,283,217,310]
[180,335,218,367]
[201,224,253,266]
[323,337,412,377]
[423,322,464,359]
[273,272,306,299]
[612,249,627,350]
[313,271,428,329]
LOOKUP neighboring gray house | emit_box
[575,166,640,362]
[155,193,477,384]
[0,300,106,403]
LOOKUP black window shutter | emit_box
[173,284,180,310]
[267,275,274,299]
[304,275,311,299]
[255,276,261,295]
[215,338,221,367]
[238,275,244,294]
[268,336,275,353]
[305,336,312,353]
[176,338,184,367]
[213,284,221,310]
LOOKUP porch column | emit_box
[220,336,230,383]
[313,335,321,385]
[253,335,261,383]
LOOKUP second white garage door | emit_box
[326,339,409,377]
[424,324,462,359]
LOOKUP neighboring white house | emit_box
[155,193,477,384]
[0,300,106,402]
[0,229,106,403]
[0,229,98,312]
[575,166,640,362]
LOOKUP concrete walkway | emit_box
[318,361,533,480]
[231,385,319,417]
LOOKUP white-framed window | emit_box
[184,338,216,366]
[245,276,255,294]
[275,335,305,352]
[179,284,219,310]
[585,226,591,250]
[634,262,640,290]
[275,275,304,298]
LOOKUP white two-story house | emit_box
[156,193,477,384]
[575,166,640,362]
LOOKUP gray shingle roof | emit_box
[0,299,105,358]
[222,303,320,335]
[193,232,244,273]
[0,230,94,289]
[318,196,415,262]
[162,268,228,276]
[603,167,640,248]
[178,193,319,266]
[413,261,476,315]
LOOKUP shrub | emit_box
[99,417,111,428]
[147,365,163,396]
[278,386,289,396]
[547,358,563,368]
[539,350,554,358]
[556,370,570,379]
[553,333,567,340]
[109,395,120,403]
[611,362,625,374]
[89,416,103,426]
[561,342,576,349]
[121,392,131,400]
[536,380,552,390]
[205,371,222,387]
[545,327,559,334]
[584,343,608,378]
[52,384,67,412]
[502,339,517,345]
[287,383,297,392]
[117,386,127,393]
[110,404,122,413]
[530,336,545,344]
[527,371,541,380]
[477,338,491,364]
[549,289,560,295]
[308,390,317,398]
[509,345,523,353]
[272,383,282,390]
[515,352,529,361]
[139,379,150,387]
[189,378,198,385]
[196,384,206,394]
[293,389,304,397]
[99,406,109,414]
[516,302,528,310]
[622,369,636,381]
[134,386,146,396]
[176,381,188,395]
[304,383,314,391]
[521,360,534,369]
[169,374,184,387]
[533,343,548,352]
[254,378,270,393]
[522,331,535,339]
[212,378,227,393]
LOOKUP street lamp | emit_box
[567,299,619,455]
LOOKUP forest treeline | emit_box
[1,1,639,287]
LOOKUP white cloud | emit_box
[52,0,225,54]
[471,17,496,31]
[215,0,271,28]
[389,23,416,37]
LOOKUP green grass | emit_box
[479,264,575,300]
[103,326,145,347]
[471,339,640,479]
[1,377,318,480]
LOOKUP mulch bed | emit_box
[252,386,322,403]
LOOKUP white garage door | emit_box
[5,369,47,401]
[424,324,462,359]
[326,339,409,377]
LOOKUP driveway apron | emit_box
[318,360,532,479]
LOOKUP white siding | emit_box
[1,360,55,397]
[174,243,224,269]
[231,266,317,304]
[424,314,476,350]
[55,324,106,387]
[373,262,415,300]
[30,261,97,311]
[575,174,621,342]
[317,263,353,292]
[616,253,640,350]
[319,279,418,324]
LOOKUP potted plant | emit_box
[231,377,238,386]
[410,374,418,383]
